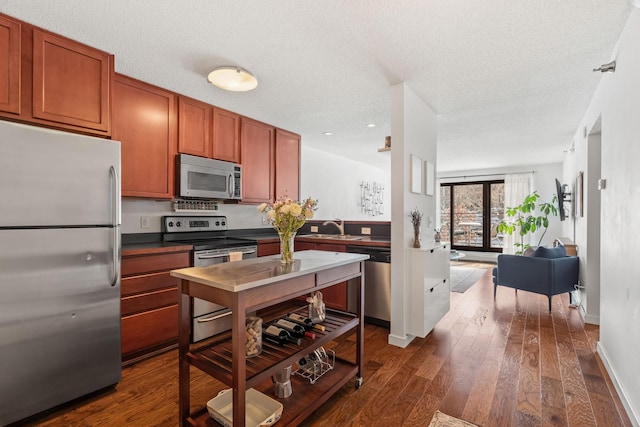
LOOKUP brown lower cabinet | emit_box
[120,247,190,365]
[295,241,348,311]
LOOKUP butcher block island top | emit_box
[171,250,368,427]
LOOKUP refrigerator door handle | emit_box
[110,166,120,227]
[109,166,120,287]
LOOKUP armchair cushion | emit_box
[532,245,566,258]
[492,252,578,311]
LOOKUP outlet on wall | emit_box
[361,227,371,235]
[140,216,149,229]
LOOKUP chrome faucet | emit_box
[322,218,344,235]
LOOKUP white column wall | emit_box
[388,83,438,347]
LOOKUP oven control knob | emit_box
[176,221,182,228]
[168,221,174,227]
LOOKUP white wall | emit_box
[565,8,640,425]
[389,83,438,347]
[438,162,564,262]
[564,130,602,324]
[300,146,391,221]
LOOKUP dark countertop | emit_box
[121,229,391,256]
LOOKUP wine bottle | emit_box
[263,325,301,346]
[274,319,306,338]
[286,313,315,330]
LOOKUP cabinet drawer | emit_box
[121,252,190,277]
[121,287,178,316]
[121,305,178,356]
[121,271,180,297]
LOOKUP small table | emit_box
[450,250,466,262]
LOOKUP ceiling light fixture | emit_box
[323,132,333,136]
[592,60,616,73]
[207,66,258,91]
[366,123,376,128]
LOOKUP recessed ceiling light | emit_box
[207,66,258,91]
[366,123,376,128]
[323,132,333,136]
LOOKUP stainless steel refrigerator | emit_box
[0,121,121,425]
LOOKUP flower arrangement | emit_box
[409,208,423,248]
[258,196,318,263]
[409,208,423,227]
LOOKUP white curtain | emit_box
[503,173,533,254]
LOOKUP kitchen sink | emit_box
[300,234,363,240]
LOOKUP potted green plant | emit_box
[497,191,558,255]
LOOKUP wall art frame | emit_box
[410,154,423,194]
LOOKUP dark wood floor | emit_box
[17,262,631,427]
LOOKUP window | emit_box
[440,180,504,251]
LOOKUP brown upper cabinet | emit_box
[212,108,240,163]
[177,98,241,164]
[275,128,301,201]
[178,96,212,158]
[0,13,113,136]
[0,15,21,115]
[113,74,177,199]
[32,29,112,133]
[241,117,275,203]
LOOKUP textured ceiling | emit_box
[0,1,632,172]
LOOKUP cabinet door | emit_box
[212,107,240,163]
[295,241,317,251]
[178,96,212,158]
[258,241,280,257]
[275,128,300,200]
[32,29,112,134]
[241,117,274,203]
[113,74,177,199]
[316,243,348,311]
[0,15,21,115]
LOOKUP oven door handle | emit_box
[196,253,229,260]
[197,311,232,322]
[196,249,256,260]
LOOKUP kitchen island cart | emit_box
[171,250,367,426]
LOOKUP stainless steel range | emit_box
[162,215,257,342]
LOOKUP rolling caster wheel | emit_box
[355,377,363,389]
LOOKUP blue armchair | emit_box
[492,246,579,311]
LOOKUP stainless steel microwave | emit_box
[177,154,241,200]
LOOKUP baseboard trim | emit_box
[388,333,414,348]
[597,341,639,426]
[584,313,600,325]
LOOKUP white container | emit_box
[206,388,283,427]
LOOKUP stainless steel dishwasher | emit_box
[346,246,391,328]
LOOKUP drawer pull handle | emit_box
[197,311,232,322]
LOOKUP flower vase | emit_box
[413,225,421,248]
[279,231,296,264]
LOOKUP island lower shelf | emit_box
[186,359,358,426]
